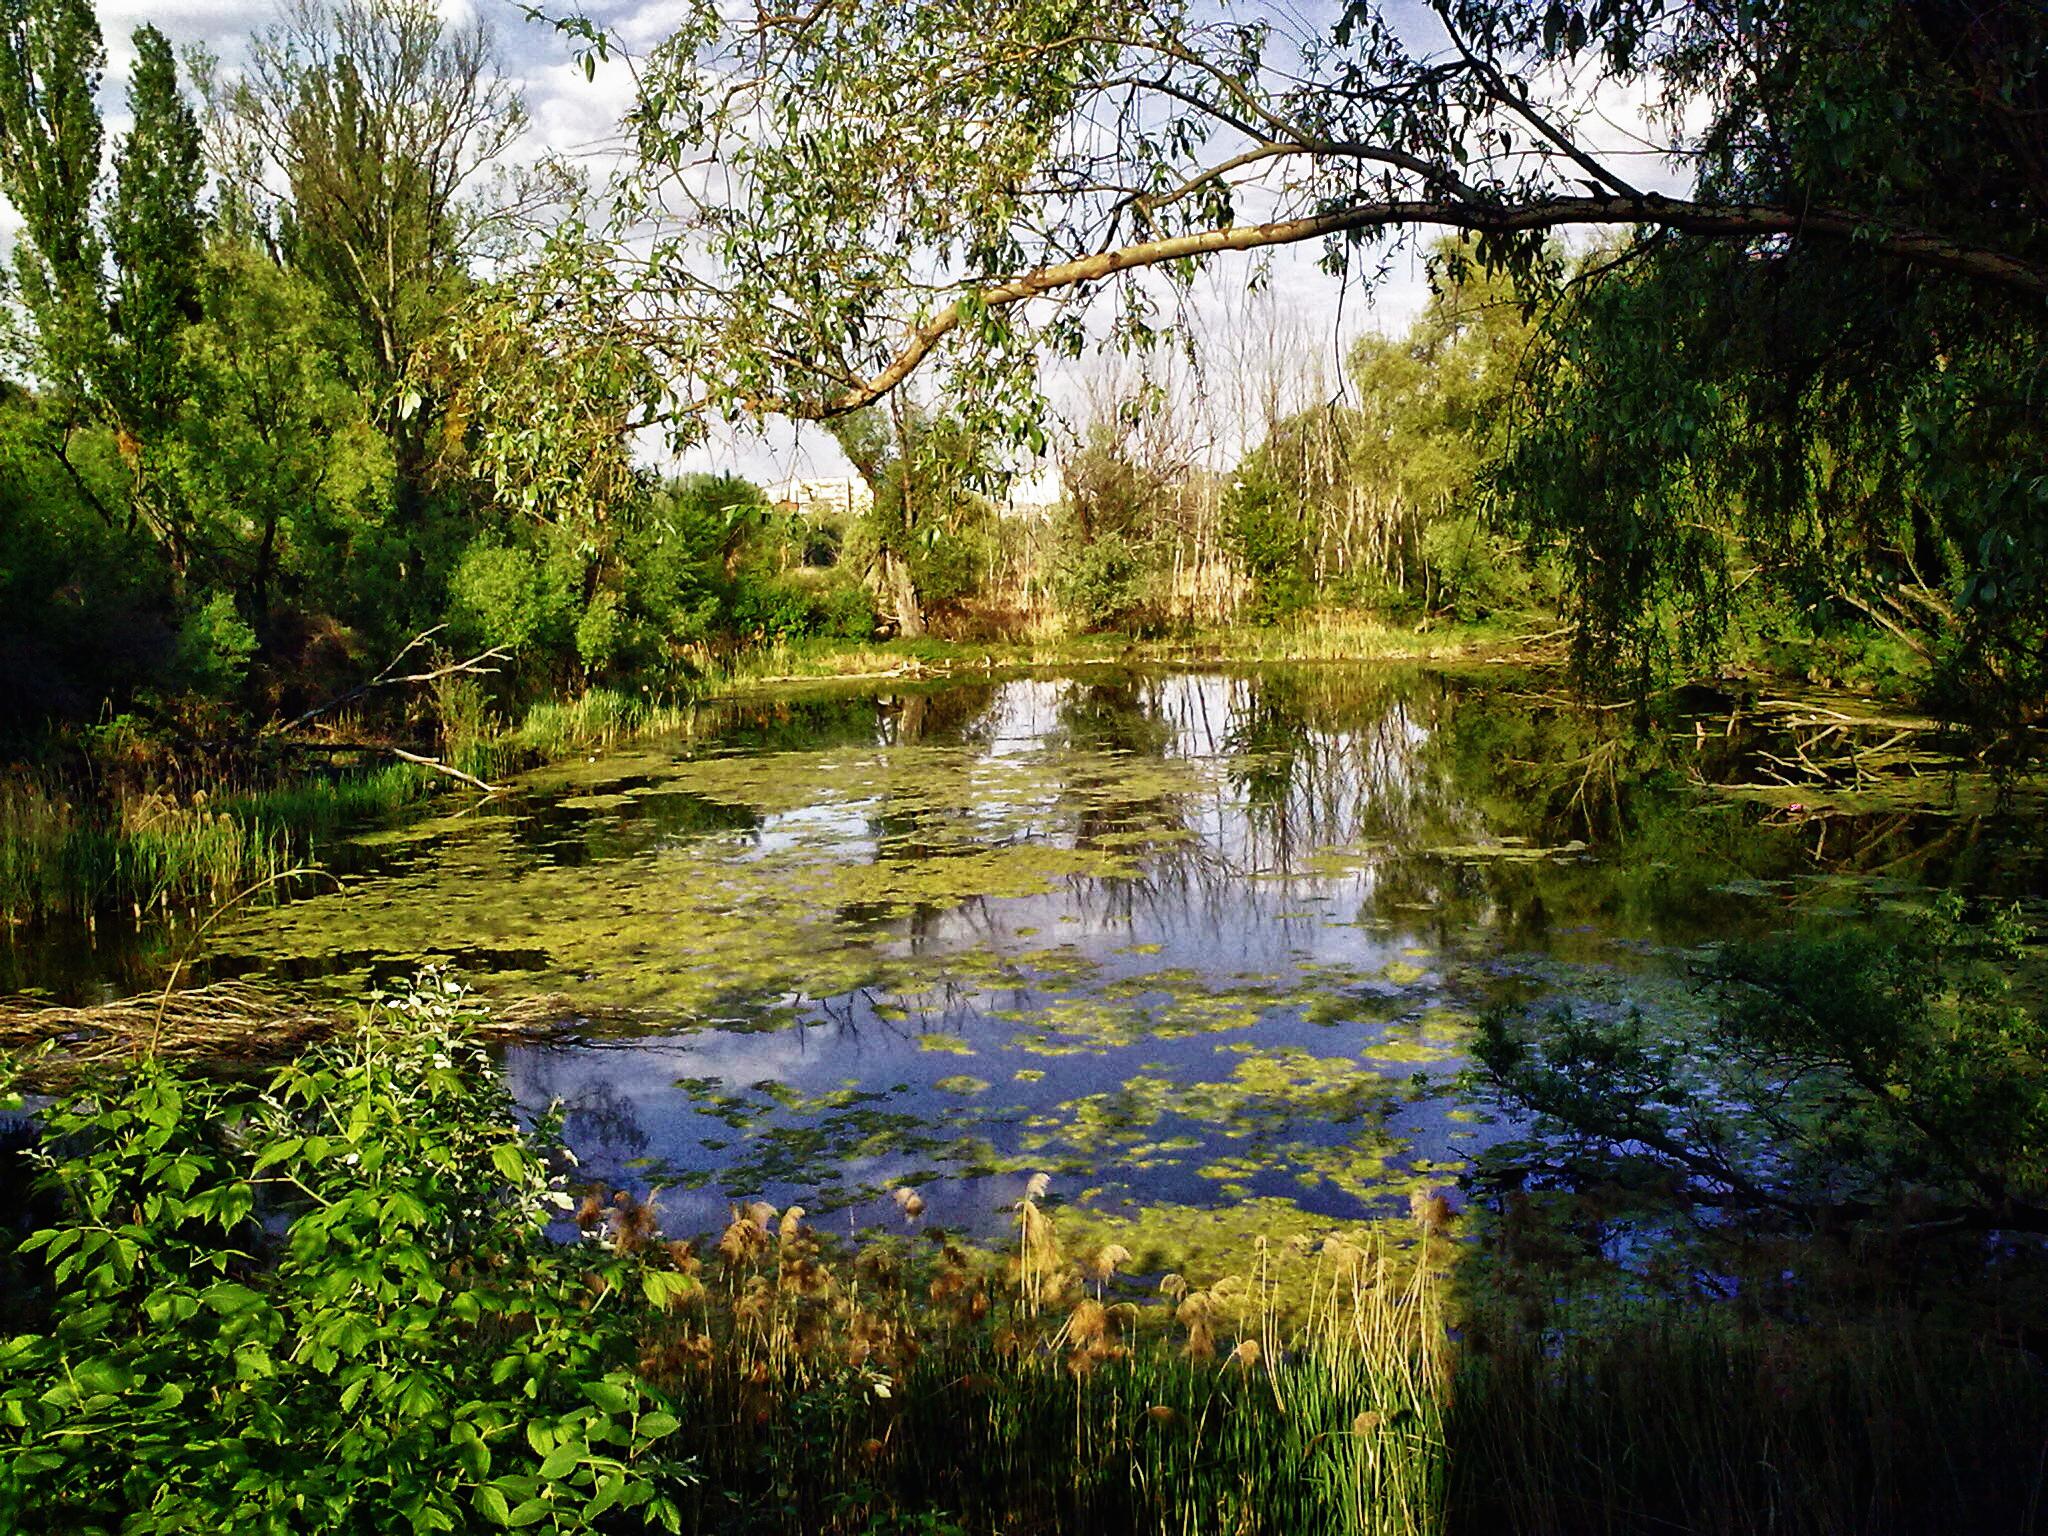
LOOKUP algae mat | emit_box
[189,667,2034,1247]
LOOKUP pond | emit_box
[12,663,2040,1262]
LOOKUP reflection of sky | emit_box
[493,671,1554,1242]
[155,663,2007,1246]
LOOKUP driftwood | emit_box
[0,981,607,1082]
[262,626,515,794]
[276,626,511,735]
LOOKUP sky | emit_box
[23,0,1690,492]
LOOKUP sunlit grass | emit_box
[614,1180,1449,1536]
[0,768,435,924]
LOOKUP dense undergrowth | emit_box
[0,687,697,927]
[3,974,2042,1535]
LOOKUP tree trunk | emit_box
[884,548,926,637]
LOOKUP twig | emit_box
[274,627,511,734]
[385,747,505,794]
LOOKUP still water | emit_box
[19,664,2037,1258]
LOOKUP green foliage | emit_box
[1476,895,2048,1231]
[171,591,260,695]
[449,541,577,659]
[1222,461,1311,621]
[1417,515,1526,623]
[108,24,204,437]
[1054,529,1153,632]
[0,0,108,397]
[0,974,693,1533]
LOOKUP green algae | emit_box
[141,659,2034,1263]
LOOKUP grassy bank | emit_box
[709,613,1538,690]
[0,615,1538,930]
[0,688,696,927]
[3,982,2041,1534]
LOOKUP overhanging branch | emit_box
[764,193,2048,421]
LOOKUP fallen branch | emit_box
[275,627,511,735]
[386,747,505,794]
[0,980,623,1080]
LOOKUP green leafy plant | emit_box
[0,973,694,1533]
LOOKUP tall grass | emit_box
[604,1180,1448,1536]
[1447,1297,2048,1535]
[587,1175,2048,1535]
[0,771,432,925]
[441,683,697,780]
[0,685,703,926]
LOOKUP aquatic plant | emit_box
[0,974,692,1533]
[6,972,2045,1534]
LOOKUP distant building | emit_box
[765,476,873,519]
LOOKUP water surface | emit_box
[17,664,2036,1258]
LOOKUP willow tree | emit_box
[515,0,2045,700]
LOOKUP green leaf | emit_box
[474,1485,511,1527]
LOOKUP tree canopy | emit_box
[552,0,2046,428]
[528,0,2046,710]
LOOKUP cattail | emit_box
[1066,1298,1109,1347]
[745,1199,777,1230]
[1146,1404,1179,1425]
[892,1185,927,1222]
[778,1205,806,1242]
[1024,1172,1051,1202]
[1085,1244,1132,1286]
[1230,1338,1262,1371]
[1410,1188,1452,1234]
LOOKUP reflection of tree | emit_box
[557,1077,651,1165]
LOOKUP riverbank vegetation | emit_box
[5,974,2045,1535]
[10,0,2026,931]
[3,0,2047,1527]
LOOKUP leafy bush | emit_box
[1418,514,1528,621]
[813,577,877,639]
[448,541,577,658]
[0,975,693,1534]
[905,523,988,609]
[171,591,260,695]
[1222,467,1311,622]
[1055,531,1154,632]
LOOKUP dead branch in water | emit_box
[274,626,511,735]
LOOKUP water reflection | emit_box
[15,664,2040,1253]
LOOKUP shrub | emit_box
[1054,532,1154,632]
[814,578,877,639]
[0,975,692,1534]
[171,591,260,695]
[1419,514,1528,621]
[448,541,576,657]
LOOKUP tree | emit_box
[0,5,214,576]
[533,0,2044,704]
[555,0,2045,426]
[826,402,992,637]
[218,0,527,498]
[0,0,105,403]
[108,25,205,441]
